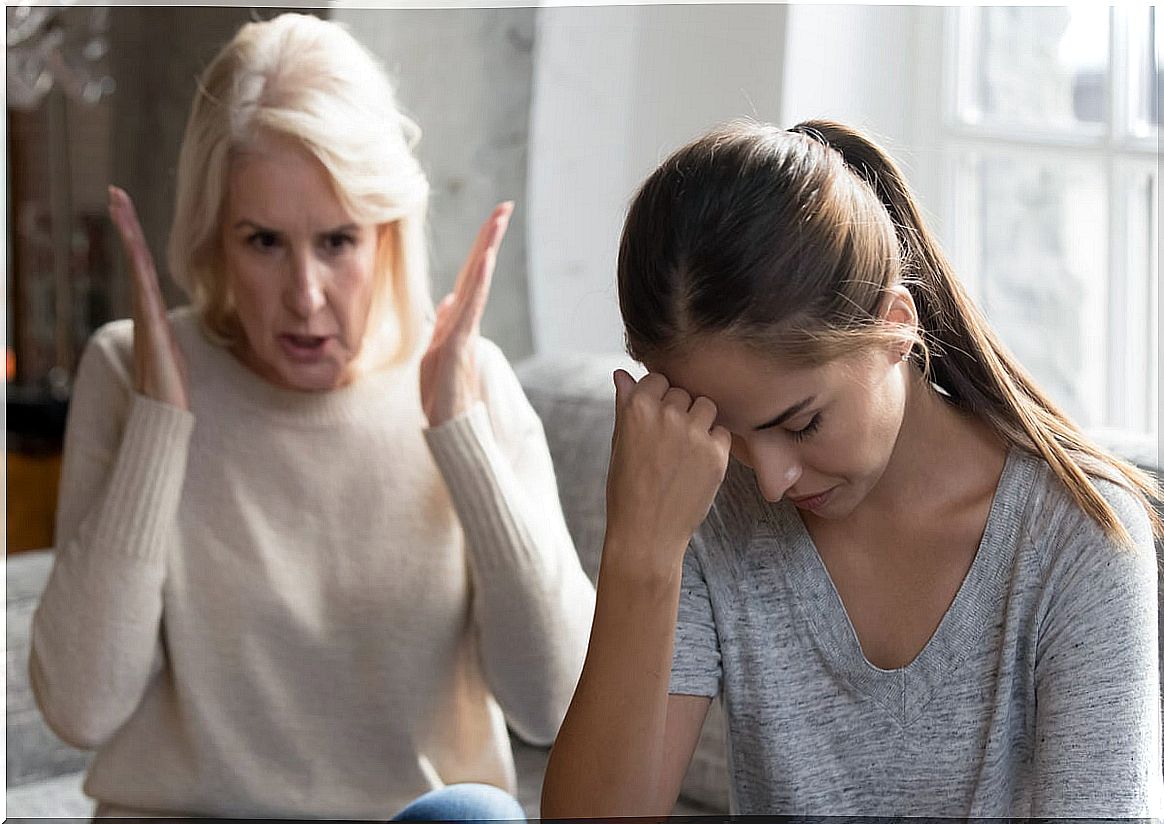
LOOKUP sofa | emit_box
[5,351,729,817]
[8,350,1160,816]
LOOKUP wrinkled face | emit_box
[651,337,910,518]
[221,134,385,391]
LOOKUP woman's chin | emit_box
[260,352,349,392]
[276,361,350,392]
[234,338,357,392]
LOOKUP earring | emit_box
[900,348,911,362]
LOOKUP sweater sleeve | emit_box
[1030,479,1163,817]
[422,341,596,746]
[29,323,194,750]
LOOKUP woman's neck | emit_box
[856,369,1009,526]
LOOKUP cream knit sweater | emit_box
[30,307,596,818]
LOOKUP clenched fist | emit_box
[603,369,731,582]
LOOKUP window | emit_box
[941,7,1158,451]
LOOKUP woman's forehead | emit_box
[224,143,355,229]
[656,341,819,397]
[656,338,820,383]
[652,340,871,426]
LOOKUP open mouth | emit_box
[278,334,330,361]
[282,334,326,349]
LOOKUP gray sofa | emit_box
[5,352,729,817]
[8,351,1160,816]
[7,549,98,817]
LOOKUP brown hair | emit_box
[617,118,1161,545]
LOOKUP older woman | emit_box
[30,13,594,819]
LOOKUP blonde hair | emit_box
[167,13,431,365]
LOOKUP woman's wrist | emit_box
[423,398,484,433]
[598,529,688,597]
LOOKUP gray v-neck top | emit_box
[669,448,1162,817]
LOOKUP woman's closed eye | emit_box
[789,413,822,442]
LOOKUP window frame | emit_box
[935,5,1159,459]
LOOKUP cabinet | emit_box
[7,451,61,553]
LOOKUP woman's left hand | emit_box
[420,202,513,427]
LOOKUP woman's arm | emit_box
[1030,481,1162,817]
[423,345,595,745]
[418,204,594,742]
[30,328,193,749]
[30,188,193,749]
[540,540,712,815]
[540,369,731,814]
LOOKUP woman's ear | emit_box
[878,284,920,358]
[878,284,918,326]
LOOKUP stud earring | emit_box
[900,348,911,362]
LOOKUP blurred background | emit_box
[6,3,1160,551]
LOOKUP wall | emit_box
[526,4,788,356]
[523,4,963,357]
[332,6,538,360]
[780,5,946,241]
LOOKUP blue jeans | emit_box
[393,783,526,821]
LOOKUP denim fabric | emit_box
[393,783,525,821]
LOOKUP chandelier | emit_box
[7,2,115,110]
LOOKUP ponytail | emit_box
[791,120,1161,546]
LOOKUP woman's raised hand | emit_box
[603,370,732,581]
[420,202,513,428]
[108,186,189,411]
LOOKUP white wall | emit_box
[524,3,949,357]
[526,4,788,356]
[781,4,947,237]
[330,4,947,359]
[332,5,539,359]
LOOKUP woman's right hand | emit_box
[108,186,189,411]
[542,369,729,816]
[604,369,731,580]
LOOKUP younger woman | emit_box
[541,120,1162,817]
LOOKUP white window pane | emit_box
[1128,6,1161,136]
[957,7,1110,134]
[1113,167,1159,436]
[958,153,1108,429]
[1156,7,1162,126]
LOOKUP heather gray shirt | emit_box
[670,447,1163,817]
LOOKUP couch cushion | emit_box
[515,352,642,583]
[6,549,93,786]
[5,771,93,818]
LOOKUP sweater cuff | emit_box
[422,400,497,464]
[423,402,541,574]
[89,393,195,561]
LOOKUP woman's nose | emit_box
[745,439,803,503]
[285,253,326,318]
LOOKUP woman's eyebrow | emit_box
[232,219,274,232]
[230,221,360,234]
[755,396,815,430]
